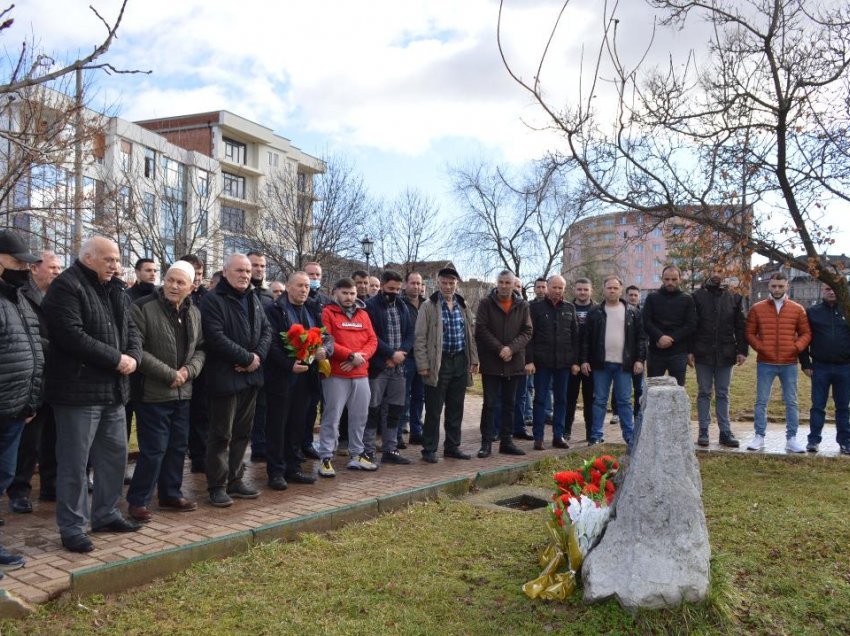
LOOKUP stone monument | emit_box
[582,376,710,610]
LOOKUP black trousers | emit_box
[266,376,312,480]
[206,387,258,490]
[565,370,594,440]
[422,351,468,454]
[480,375,521,443]
[187,370,209,468]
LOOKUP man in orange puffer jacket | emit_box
[745,272,811,452]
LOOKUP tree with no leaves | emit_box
[498,0,850,315]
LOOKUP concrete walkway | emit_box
[0,394,844,608]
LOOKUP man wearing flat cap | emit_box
[0,230,44,573]
[125,261,205,523]
[414,266,479,463]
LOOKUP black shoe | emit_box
[396,440,408,450]
[444,448,471,460]
[719,434,740,448]
[421,451,438,464]
[840,444,850,456]
[209,488,233,508]
[697,432,710,447]
[285,471,317,484]
[408,433,424,445]
[302,445,321,460]
[513,430,534,441]
[92,517,141,533]
[382,450,412,465]
[62,533,94,553]
[588,438,604,447]
[477,442,492,458]
[227,480,260,499]
[268,476,289,491]
[8,497,32,514]
[552,437,569,449]
[499,442,526,456]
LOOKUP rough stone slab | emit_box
[583,377,711,610]
[0,589,35,618]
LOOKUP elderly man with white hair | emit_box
[42,236,143,553]
[125,261,206,522]
[200,253,271,507]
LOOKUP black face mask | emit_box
[0,268,29,288]
[383,292,398,303]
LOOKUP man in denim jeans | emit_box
[745,272,811,452]
[579,275,646,447]
[800,283,850,455]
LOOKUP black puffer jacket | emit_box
[42,260,142,406]
[200,277,272,396]
[526,298,579,369]
[0,278,44,421]
[799,300,850,368]
[580,300,647,370]
[691,282,747,366]
[264,294,328,396]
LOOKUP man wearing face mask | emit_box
[304,262,333,310]
[364,270,415,465]
[0,230,44,574]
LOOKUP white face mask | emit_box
[309,279,320,290]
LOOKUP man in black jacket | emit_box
[565,278,595,440]
[800,283,850,455]
[642,265,697,386]
[525,275,578,450]
[579,275,646,446]
[200,253,272,507]
[689,267,747,447]
[364,270,415,465]
[263,271,329,490]
[7,250,60,513]
[126,258,158,302]
[0,230,43,572]
[42,237,143,553]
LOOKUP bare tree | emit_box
[450,159,592,280]
[366,187,442,273]
[498,0,850,314]
[246,153,370,276]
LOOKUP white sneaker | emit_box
[785,437,806,453]
[347,453,378,471]
[318,458,335,478]
[746,434,765,451]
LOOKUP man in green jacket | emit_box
[126,261,205,522]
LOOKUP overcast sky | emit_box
[5,0,849,270]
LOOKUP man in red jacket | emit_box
[745,272,811,452]
[317,278,378,477]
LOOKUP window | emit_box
[623,231,629,239]
[197,209,209,236]
[143,192,155,218]
[161,156,185,200]
[653,274,661,283]
[653,228,663,238]
[221,205,245,233]
[603,216,615,226]
[12,212,30,232]
[224,137,246,165]
[144,147,156,178]
[118,186,131,213]
[223,234,247,255]
[268,151,279,168]
[120,140,132,172]
[652,243,662,252]
[223,172,245,199]
[634,244,644,253]
[197,169,210,197]
[297,172,307,193]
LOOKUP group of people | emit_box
[2,227,849,571]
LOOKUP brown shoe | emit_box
[158,498,198,512]
[128,505,152,522]
[533,440,545,451]
[552,437,569,449]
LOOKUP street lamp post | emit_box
[361,235,374,275]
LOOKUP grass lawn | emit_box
[6,447,849,635]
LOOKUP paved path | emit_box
[0,394,844,606]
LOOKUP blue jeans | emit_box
[400,356,424,438]
[695,364,733,435]
[754,363,799,438]
[0,420,26,495]
[127,401,190,507]
[591,363,634,444]
[808,361,850,446]
[532,367,569,440]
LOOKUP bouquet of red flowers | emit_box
[523,454,619,601]
[282,324,326,365]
